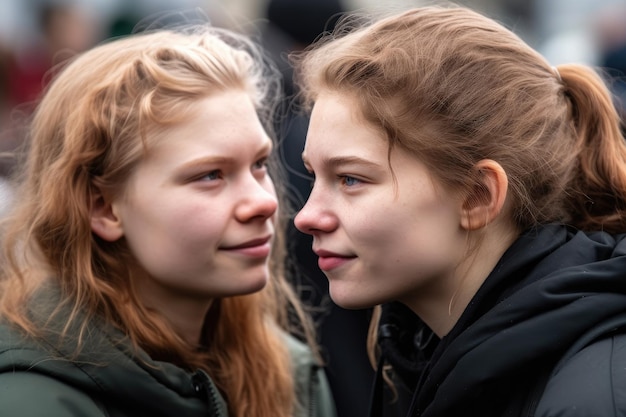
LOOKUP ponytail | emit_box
[559,64,626,233]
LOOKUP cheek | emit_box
[357,199,461,257]
[171,205,225,244]
[135,200,223,248]
[347,205,397,247]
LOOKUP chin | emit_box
[329,288,376,310]
[237,274,269,295]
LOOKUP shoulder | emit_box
[0,371,105,417]
[536,333,626,416]
[0,319,106,416]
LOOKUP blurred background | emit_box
[1,0,625,162]
[0,1,624,417]
[1,0,625,120]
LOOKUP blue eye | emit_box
[200,170,222,181]
[341,175,361,186]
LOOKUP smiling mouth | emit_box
[221,236,272,258]
[225,237,271,250]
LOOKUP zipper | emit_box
[191,370,222,416]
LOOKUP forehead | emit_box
[304,92,389,161]
[119,93,269,186]
[308,91,365,130]
[150,91,266,145]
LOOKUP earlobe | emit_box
[90,192,124,242]
[460,159,508,231]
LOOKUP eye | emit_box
[340,175,361,187]
[253,157,269,171]
[198,170,222,181]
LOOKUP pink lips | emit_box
[314,249,356,271]
[223,236,272,258]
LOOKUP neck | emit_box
[133,273,214,346]
[406,220,519,338]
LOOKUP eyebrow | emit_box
[179,139,273,172]
[302,154,381,170]
[177,156,235,174]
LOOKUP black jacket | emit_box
[374,224,626,417]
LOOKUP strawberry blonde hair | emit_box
[292,4,626,368]
[0,27,316,417]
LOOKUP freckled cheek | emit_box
[354,201,436,247]
[345,207,395,247]
[356,221,401,250]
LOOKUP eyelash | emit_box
[339,175,361,187]
[199,170,222,181]
[306,172,362,189]
[196,157,268,182]
[253,157,269,171]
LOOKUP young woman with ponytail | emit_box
[292,5,626,417]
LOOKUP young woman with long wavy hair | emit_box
[0,24,335,417]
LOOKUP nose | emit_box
[235,177,278,222]
[294,189,337,235]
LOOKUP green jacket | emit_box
[0,286,336,417]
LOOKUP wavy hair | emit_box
[292,4,626,375]
[0,26,316,417]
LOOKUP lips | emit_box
[314,249,356,271]
[222,236,272,258]
[225,236,271,250]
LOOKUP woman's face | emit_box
[111,90,277,316]
[295,92,468,311]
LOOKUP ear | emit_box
[90,190,124,242]
[460,159,508,231]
